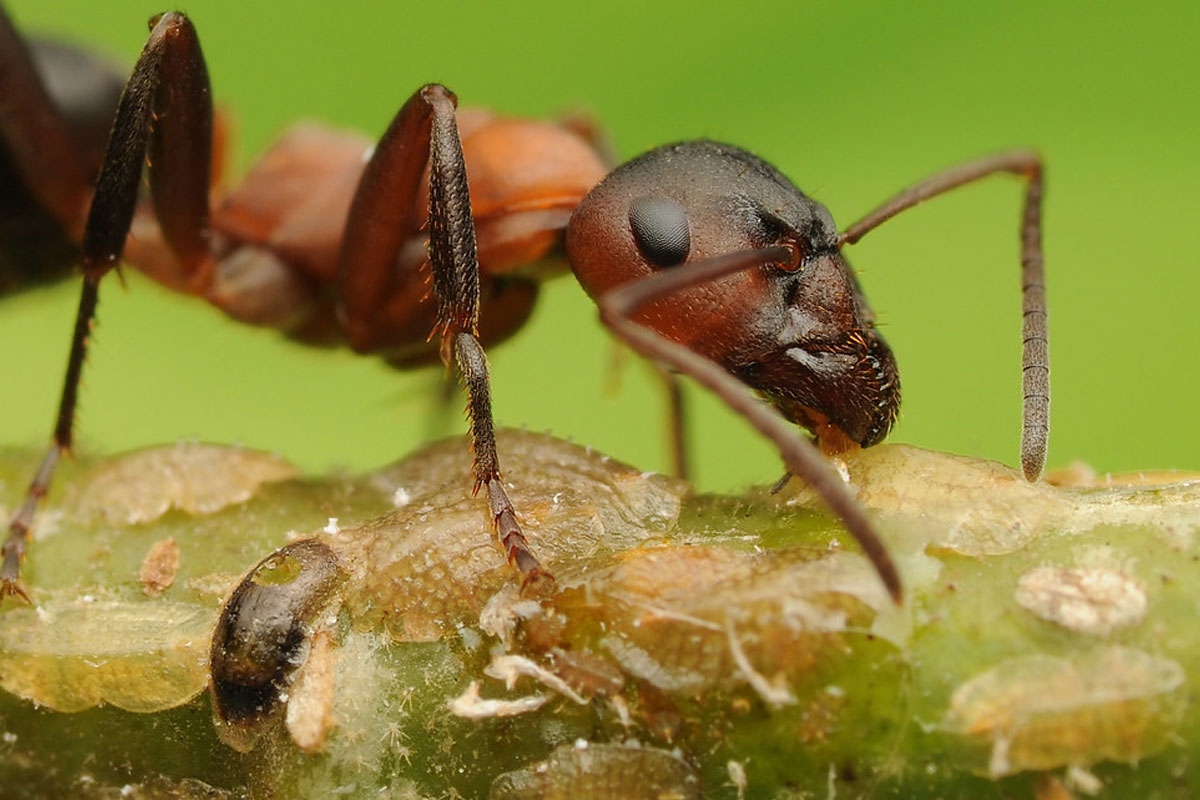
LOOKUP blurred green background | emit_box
[2,0,1198,491]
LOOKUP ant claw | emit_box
[1,544,32,603]
[0,578,32,605]
[519,568,556,598]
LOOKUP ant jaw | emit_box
[744,330,900,450]
[745,249,901,448]
[809,415,861,457]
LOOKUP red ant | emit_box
[0,9,1051,605]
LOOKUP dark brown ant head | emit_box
[567,140,900,449]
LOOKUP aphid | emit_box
[0,8,1052,605]
[209,538,345,750]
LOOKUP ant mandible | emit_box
[0,9,1051,605]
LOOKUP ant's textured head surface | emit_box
[567,140,900,449]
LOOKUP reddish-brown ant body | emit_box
[0,9,1052,605]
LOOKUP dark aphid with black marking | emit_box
[210,538,346,751]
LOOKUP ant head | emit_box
[567,140,900,449]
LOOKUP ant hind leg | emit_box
[1,12,214,599]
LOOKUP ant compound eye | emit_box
[629,196,691,267]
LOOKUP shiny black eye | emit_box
[629,196,691,267]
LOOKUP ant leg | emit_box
[337,85,545,581]
[650,364,690,480]
[838,151,1048,480]
[336,87,436,354]
[1,12,213,600]
[424,371,460,442]
[0,5,93,237]
[597,248,902,602]
[557,111,617,169]
[430,89,547,580]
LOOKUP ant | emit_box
[0,8,1051,606]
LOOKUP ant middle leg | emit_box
[336,85,547,583]
[1,12,214,599]
[651,365,690,481]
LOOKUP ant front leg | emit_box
[596,251,902,603]
[1,12,213,599]
[336,85,547,583]
[839,151,1048,480]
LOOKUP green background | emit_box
[2,0,1199,491]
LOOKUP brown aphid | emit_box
[546,647,626,699]
[139,537,180,597]
[491,742,702,799]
